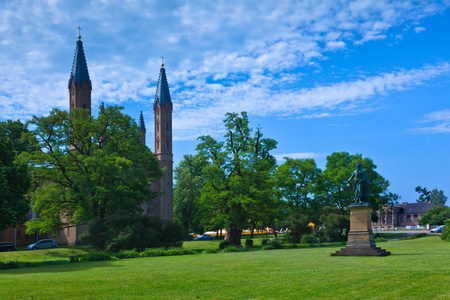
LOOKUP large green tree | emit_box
[0,131,31,230]
[173,154,208,233]
[22,106,162,249]
[416,186,447,206]
[196,112,278,246]
[321,152,392,217]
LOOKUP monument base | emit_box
[331,203,391,257]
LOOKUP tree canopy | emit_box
[22,106,162,248]
[0,127,31,231]
[196,112,278,246]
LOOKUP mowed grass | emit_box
[0,246,91,263]
[1,236,449,300]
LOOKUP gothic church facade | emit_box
[70,35,174,221]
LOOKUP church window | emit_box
[83,104,86,109]
[406,215,411,222]
[413,215,418,222]
[399,215,403,222]
[157,120,159,131]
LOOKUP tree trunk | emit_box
[271,220,278,238]
[250,223,254,239]
[226,225,242,247]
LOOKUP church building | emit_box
[69,33,174,222]
[0,33,173,246]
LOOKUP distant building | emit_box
[372,202,435,231]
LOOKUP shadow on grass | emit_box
[2,260,119,275]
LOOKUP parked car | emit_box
[193,234,215,241]
[0,242,15,252]
[25,239,58,250]
[430,225,445,233]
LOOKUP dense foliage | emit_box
[195,112,278,246]
[22,106,163,249]
[0,123,31,230]
[419,205,450,226]
[173,112,397,246]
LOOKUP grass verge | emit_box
[0,236,448,299]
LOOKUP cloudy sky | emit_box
[1,0,450,202]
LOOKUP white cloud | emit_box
[0,0,449,141]
[325,41,346,51]
[414,26,426,33]
[411,109,450,134]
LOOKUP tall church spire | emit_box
[139,111,146,145]
[155,65,172,107]
[69,30,92,114]
[152,61,173,221]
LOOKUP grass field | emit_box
[0,236,449,299]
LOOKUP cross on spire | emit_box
[77,26,82,40]
[161,55,165,67]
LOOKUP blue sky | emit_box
[1,0,450,203]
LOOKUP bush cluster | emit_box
[267,238,283,249]
[245,239,254,247]
[441,219,450,242]
[0,259,20,270]
[375,237,387,242]
[218,240,230,249]
[80,215,185,251]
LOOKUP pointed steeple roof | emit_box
[69,39,92,88]
[155,66,172,106]
[139,111,146,132]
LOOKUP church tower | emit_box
[139,111,146,145]
[152,61,173,221]
[69,30,92,114]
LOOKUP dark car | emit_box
[25,239,58,250]
[430,225,445,233]
[0,242,15,252]
[193,234,215,241]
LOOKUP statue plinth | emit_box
[331,203,391,256]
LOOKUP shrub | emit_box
[114,250,140,259]
[261,245,275,250]
[441,219,450,242]
[222,247,239,253]
[139,248,168,257]
[69,256,80,263]
[166,248,195,256]
[81,251,113,261]
[219,240,230,249]
[0,259,20,270]
[261,239,269,246]
[268,238,283,249]
[375,237,387,243]
[202,249,217,254]
[81,215,185,251]
[301,234,316,244]
[245,239,254,247]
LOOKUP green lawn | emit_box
[0,246,91,263]
[1,236,449,299]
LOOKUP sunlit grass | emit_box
[0,246,91,263]
[0,236,448,299]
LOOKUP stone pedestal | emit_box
[331,203,391,256]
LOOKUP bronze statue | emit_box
[348,163,369,203]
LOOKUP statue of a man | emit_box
[348,163,369,203]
